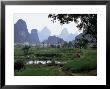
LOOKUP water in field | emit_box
[26,60,67,65]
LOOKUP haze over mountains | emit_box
[59,28,76,42]
[38,27,51,42]
[14,19,77,45]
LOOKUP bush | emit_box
[22,45,30,55]
[51,59,56,66]
[14,60,25,71]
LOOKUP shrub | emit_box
[14,60,25,72]
[51,59,56,66]
[22,45,30,55]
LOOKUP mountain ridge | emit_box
[14,19,77,45]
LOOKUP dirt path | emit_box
[57,67,67,76]
[58,67,97,76]
[71,69,97,76]
[71,73,80,76]
[57,67,82,76]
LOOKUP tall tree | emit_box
[22,45,30,55]
[63,41,68,48]
[68,41,73,48]
[74,38,88,48]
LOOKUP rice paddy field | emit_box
[14,47,97,76]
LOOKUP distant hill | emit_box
[38,27,51,42]
[65,33,75,41]
[43,36,64,45]
[14,19,78,46]
[59,28,76,42]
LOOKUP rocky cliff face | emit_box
[14,19,40,45]
[30,29,40,44]
[14,19,30,44]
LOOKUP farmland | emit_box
[14,47,97,76]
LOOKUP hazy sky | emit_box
[14,13,82,36]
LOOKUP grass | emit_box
[63,49,97,73]
[15,65,60,76]
[14,47,76,61]
[14,47,97,76]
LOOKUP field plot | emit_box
[14,47,97,76]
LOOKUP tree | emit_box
[63,41,68,48]
[22,45,30,55]
[42,42,45,48]
[68,41,73,48]
[50,44,56,48]
[48,14,97,41]
[74,38,88,48]
[51,59,56,66]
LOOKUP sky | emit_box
[14,13,82,36]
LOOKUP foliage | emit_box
[22,45,30,55]
[51,59,56,66]
[15,65,59,76]
[50,44,56,48]
[68,41,73,48]
[74,38,88,48]
[62,41,73,48]
[14,60,25,71]
[48,14,97,40]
